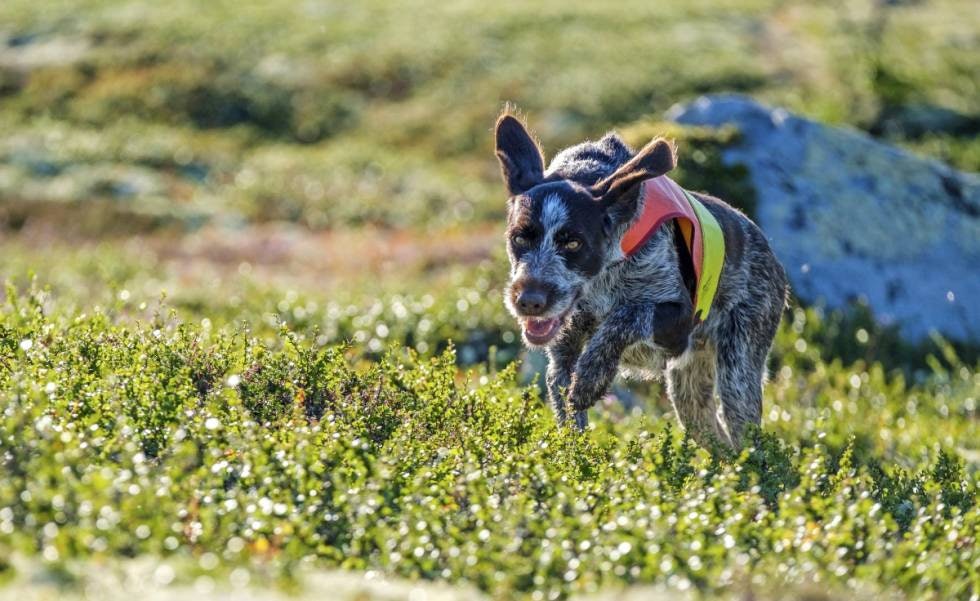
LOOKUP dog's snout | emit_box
[517,288,549,315]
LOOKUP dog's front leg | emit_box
[568,303,654,424]
[545,311,596,426]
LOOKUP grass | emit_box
[0,271,978,599]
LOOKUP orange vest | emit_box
[620,176,725,321]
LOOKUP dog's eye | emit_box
[512,234,530,247]
[562,239,582,251]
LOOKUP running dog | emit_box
[495,111,788,448]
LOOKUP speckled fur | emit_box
[495,113,788,448]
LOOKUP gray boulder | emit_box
[669,94,980,342]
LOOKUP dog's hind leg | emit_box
[714,346,766,448]
[666,345,731,448]
[714,313,775,447]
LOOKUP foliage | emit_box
[1,0,977,234]
[1,284,978,599]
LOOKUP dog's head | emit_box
[494,113,676,347]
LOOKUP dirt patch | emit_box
[2,222,502,289]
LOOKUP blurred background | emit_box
[1,0,977,368]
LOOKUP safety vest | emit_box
[620,176,725,321]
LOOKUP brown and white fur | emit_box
[495,112,788,448]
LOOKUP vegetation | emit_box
[0,0,978,598]
[1,0,978,234]
[0,281,978,599]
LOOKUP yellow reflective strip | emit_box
[684,191,725,320]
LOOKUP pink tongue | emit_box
[525,318,557,336]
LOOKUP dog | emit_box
[494,111,788,448]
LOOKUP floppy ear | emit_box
[590,138,676,220]
[494,114,545,196]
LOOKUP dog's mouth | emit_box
[519,299,576,346]
[521,315,563,345]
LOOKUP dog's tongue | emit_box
[525,317,558,337]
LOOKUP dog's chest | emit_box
[618,340,667,380]
[580,237,678,315]
[579,265,641,317]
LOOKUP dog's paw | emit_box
[568,372,603,412]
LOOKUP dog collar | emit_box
[620,176,725,321]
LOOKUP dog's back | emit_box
[696,192,788,306]
[545,134,633,186]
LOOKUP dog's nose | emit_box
[517,289,548,315]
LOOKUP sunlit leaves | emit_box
[0,288,977,598]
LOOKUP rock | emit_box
[668,94,980,342]
[0,34,90,70]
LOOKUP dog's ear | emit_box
[591,138,676,221]
[495,113,545,196]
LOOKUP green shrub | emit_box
[1,285,977,599]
